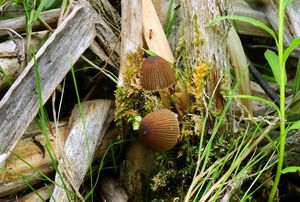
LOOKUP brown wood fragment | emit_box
[0,1,97,166]
[50,100,113,202]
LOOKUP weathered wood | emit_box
[88,0,121,68]
[0,122,119,197]
[233,0,270,37]
[99,177,129,202]
[142,0,174,62]
[263,0,300,45]
[0,9,59,37]
[0,31,48,90]
[181,0,232,112]
[227,27,252,114]
[118,0,143,87]
[0,1,96,166]
[0,122,67,197]
[50,100,113,202]
[92,0,121,68]
[152,0,182,51]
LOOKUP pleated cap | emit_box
[139,109,179,151]
[140,56,176,90]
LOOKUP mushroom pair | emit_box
[138,56,180,151]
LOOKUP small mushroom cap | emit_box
[139,109,179,151]
[140,56,176,91]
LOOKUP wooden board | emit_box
[0,1,97,166]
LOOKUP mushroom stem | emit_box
[158,89,171,109]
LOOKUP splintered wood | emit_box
[0,2,96,166]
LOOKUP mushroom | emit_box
[139,109,179,151]
[140,56,176,108]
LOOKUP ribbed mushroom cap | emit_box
[139,109,179,151]
[140,56,176,90]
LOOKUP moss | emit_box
[114,50,162,129]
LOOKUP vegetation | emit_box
[0,0,300,201]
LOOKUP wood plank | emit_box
[0,1,96,166]
[50,100,113,202]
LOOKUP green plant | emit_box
[210,0,300,200]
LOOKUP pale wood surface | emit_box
[118,0,143,86]
[142,0,174,62]
[50,100,113,202]
[0,9,59,37]
[0,2,96,166]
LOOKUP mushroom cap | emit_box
[140,56,176,90]
[139,109,179,151]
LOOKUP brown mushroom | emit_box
[139,109,179,151]
[140,56,176,108]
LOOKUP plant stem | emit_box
[268,0,286,201]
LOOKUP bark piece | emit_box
[118,0,143,86]
[120,142,154,202]
[50,100,113,202]
[0,9,59,37]
[0,1,97,166]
